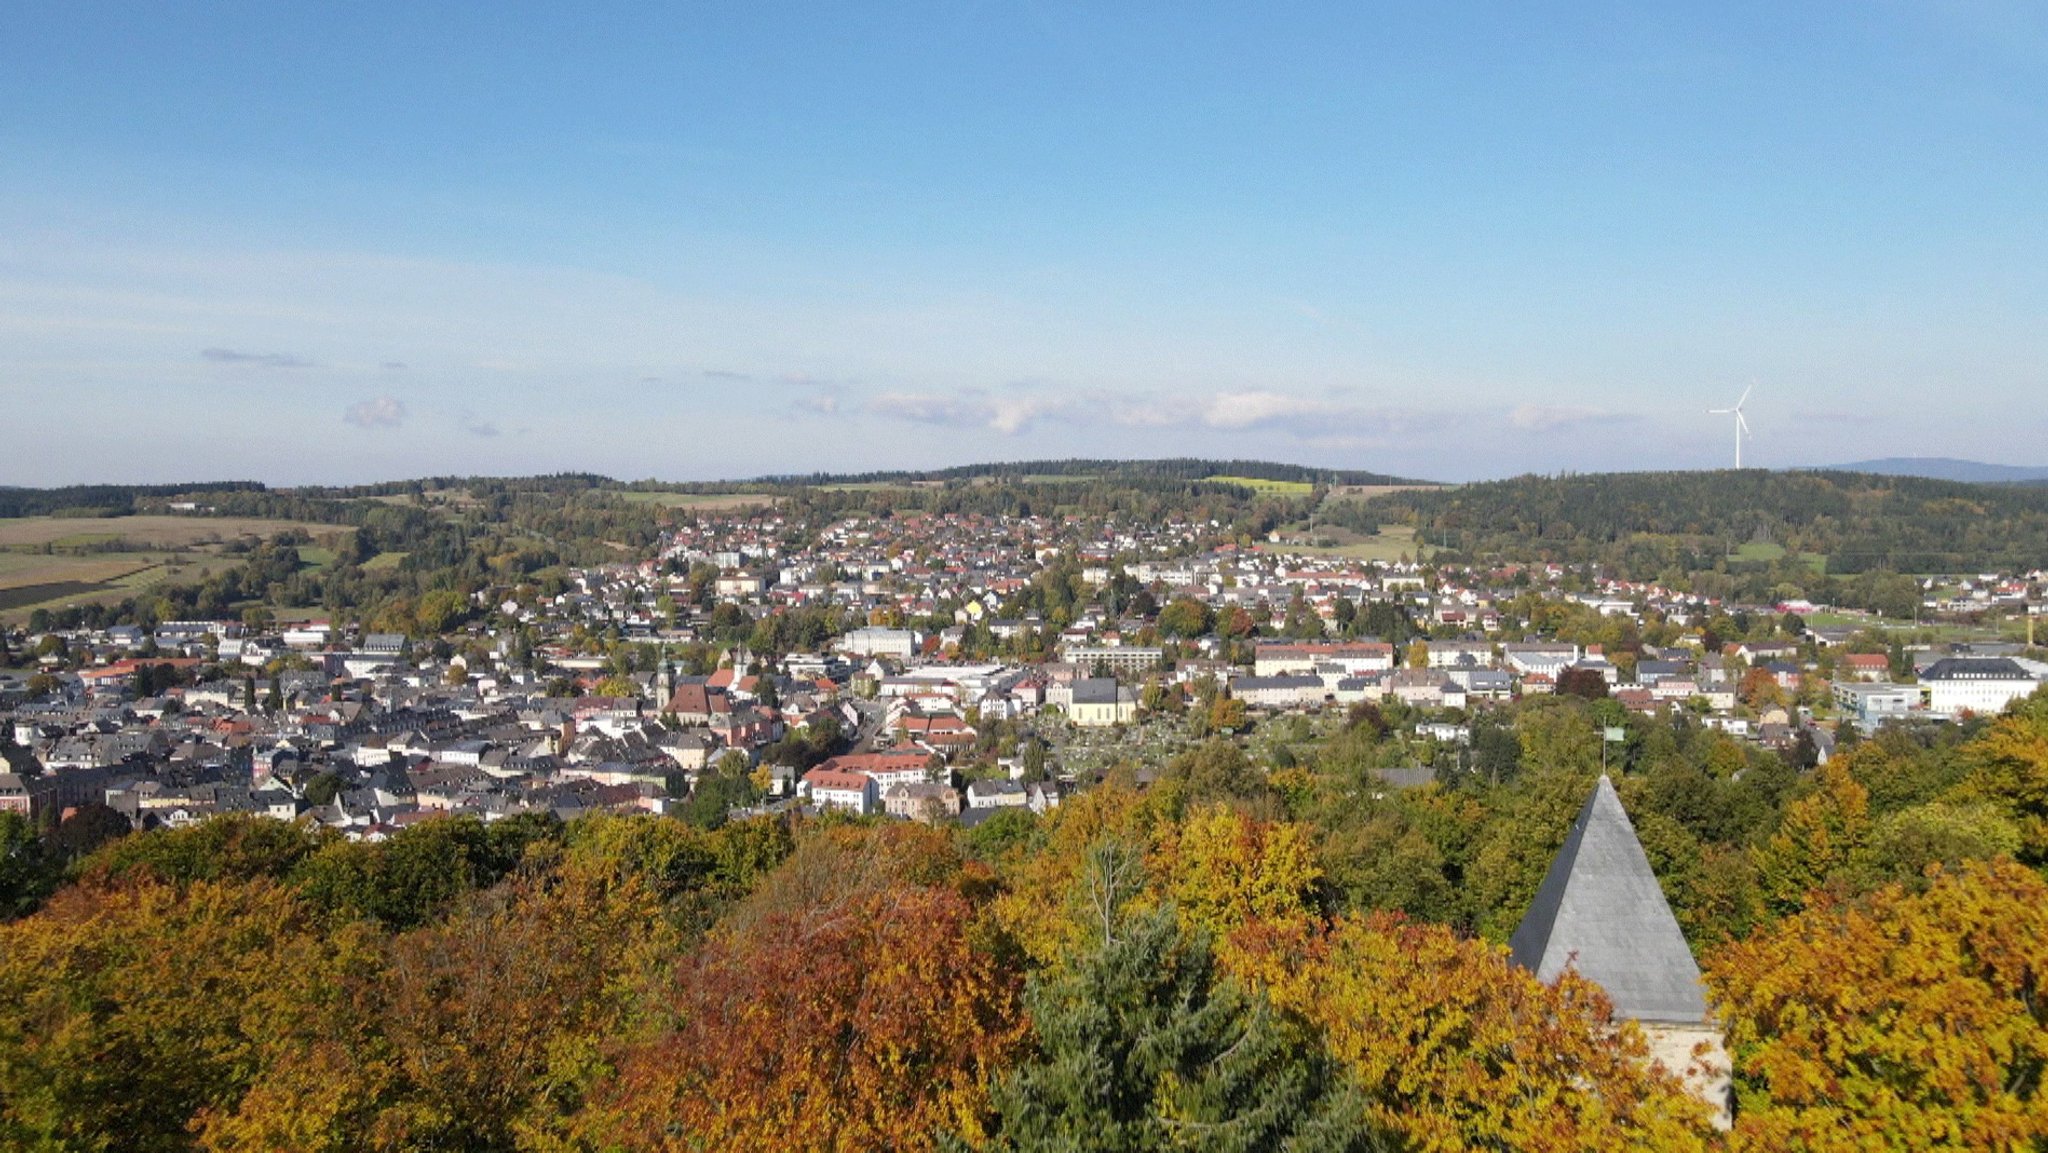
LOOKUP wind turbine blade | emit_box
[1737,411,1751,435]
[1708,407,1730,415]
[1737,383,1753,409]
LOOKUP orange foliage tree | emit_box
[585,825,1025,1151]
[1707,860,2048,1151]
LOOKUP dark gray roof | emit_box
[1069,677,1124,705]
[1508,775,1708,1024]
[1232,675,1323,690]
[1922,657,2032,682]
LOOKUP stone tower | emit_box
[1510,774,1732,1127]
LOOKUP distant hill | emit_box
[1366,469,2048,575]
[1817,458,2048,484]
[756,458,1435,488]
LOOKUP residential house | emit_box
[884,781,961,822]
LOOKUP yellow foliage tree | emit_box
[1960,709,2048,864]
[991,784,1160,967]
[1152,803,1322,963]
[1707,860,2048,1151]
[1751,759,1869,915]
[0,877,386,1151]
[1234,912,1717,1152]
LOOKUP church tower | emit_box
[1510,775,1732,1127]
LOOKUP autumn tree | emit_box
[359,868,683,1151]
[1156,596,1215,639]
[0,877,378,1152]
[993,785,1160,967]
[1236,912,1717,1152]
[1958,702,2048,864]
[1708,861,2048,1150]
[1750,759,1870,916]
[585,825,1024,1151]
[1556,665,1610,700]
[1152,804,1323,964]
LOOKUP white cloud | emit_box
[866,392,990,427]
[202,346,312,368]
[344,396,407,429]
[1198,390,1334,430]
[1508,403,1636,432]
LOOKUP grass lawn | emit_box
[1732,541,1785,562]
[362,551,409,571]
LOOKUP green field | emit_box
[816,482,933,493]
[1732,541,1828,573]
[0,514,347,620]
[1204,475,1315,496]
[362,551,409,571]
[0,552,225,619]
[1260,524,1427,563]
[0,515,349,550]
[620,491,780,510]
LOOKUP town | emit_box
[6,500,2043,837]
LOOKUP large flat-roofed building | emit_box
[1833,682,1921,731]
[1060,645,1164,677]
[837,627,919,660]
[1253,642,1393,678]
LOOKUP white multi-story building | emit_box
[1922,658,2040,718]
[1253,642,1394,678]
[800,768,878,815]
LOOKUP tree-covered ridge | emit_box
[755,458,1430,487]
[1372,468,2048,574]
[0,482,269,519]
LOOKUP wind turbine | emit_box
[1708,383,1753,469]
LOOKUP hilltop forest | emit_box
[9,463,2044,641]
[1383,469,2048,576]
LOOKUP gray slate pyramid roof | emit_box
[1508,775,1708,1024]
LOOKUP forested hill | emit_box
[1820,458,2048,484]
[1370,469,2048,575]
[757,458,1432,487]
[0,482,267,519]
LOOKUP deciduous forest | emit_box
[7,687,2048,1150]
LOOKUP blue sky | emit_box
[4,2,2044,484]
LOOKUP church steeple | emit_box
[1509,774,1708,1024]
